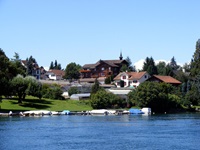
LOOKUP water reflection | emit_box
[0,113,200,150]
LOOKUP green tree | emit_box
[64,62,81,81]
[49,60,62,70]
[169,56,179,71]
[49,61,54,69]
[68,87,79,96]
[191,39,200,77]
[26,56,37,76]
[91,78,102,94]
[142,57,158,76]
[25,76,42,99]
[0,49,11,97]
[126,56,136,72]
[120,64,128,72]
[156,61,166,75]
[42,84,64,100]
[128,82,181,113]
[11,75,29,103]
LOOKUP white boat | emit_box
[107,110,117,115]
[23,110,51,116]
[141,108,151,115]
[90,109,109,116]
[51,111,60,115]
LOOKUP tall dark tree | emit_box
[169,56,179,71]
[125,56,136,72]
[0,49,11,97]
[54,60,58,69]
[143,57,158,76]
[49,61,54,69]
[64,62,81,81]
[190,39,200,77]
[26,56,37,76]
[91,78,101,94]
[49,60,62,70]
[156,61,166,75]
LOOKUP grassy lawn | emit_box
[0,96,92,112]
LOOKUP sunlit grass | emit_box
[0,96,92,112]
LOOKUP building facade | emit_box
[80,53,128,79]
[114,71,150,88]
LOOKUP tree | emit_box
[91,78,102,94]
[169,56,179,71]
[49,60,62,70]
[49,61,54,69]
[156,61,166,75]
[11,75,29,103]
[64,62,81,81]
[68,87,79,96]
[126,56,136,72]
[26,56,37,76]
[25,76,42,99]
[190,39,200,77]
[120,64,128,72]
[0,49,11,97]
[90,89,125,109]
[142,57,158,76]
[128,82,182,113]
[42,84,64,100]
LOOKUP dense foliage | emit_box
[68,87,80,96]
[128,82,182,113]
[49,60,62,70]
[90,89,126,109]
[41,84,64,100]
[64,62,81,81]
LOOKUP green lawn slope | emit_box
[0,96,92,112]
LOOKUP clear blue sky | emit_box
[0,0,200,69]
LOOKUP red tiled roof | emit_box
[114,71,147,80]
[47,69,65,77]
[152,75,181,84]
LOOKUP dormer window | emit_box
[122,75,126,79]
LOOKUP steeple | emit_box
[119,51,123,60]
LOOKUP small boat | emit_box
[60,110,71,115]
[90,109,109,116]
[141,108,151,115]
[23,110,51,116]
[129,109,144,114]
[51,111,60,115]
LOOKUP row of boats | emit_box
[0,108,151,117]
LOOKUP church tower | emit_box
[119,51,123,60]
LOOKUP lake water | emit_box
[0,113,200,150]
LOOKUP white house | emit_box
[45,69,65,80]
[114,71,150,88]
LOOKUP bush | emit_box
[68,87,79,96]
[90,90,125,109]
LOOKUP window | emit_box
[101,67,104,71]
[133,80,137,83]
[122,75,126,79]
[145,75,147,78]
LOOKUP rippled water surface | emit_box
[0,113,200,150]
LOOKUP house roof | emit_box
[151,75,181,84]
[47,69,65,77]
[82,59,127,69]
[114,71,147,80]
